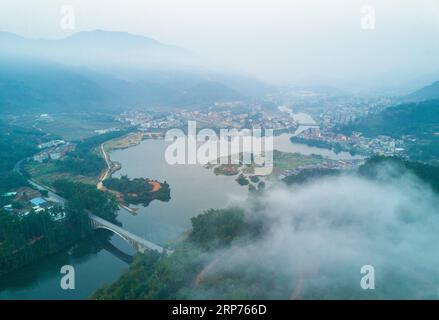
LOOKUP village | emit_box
[294,127,407,157]
[33,140,77,163]
[1,187,65,221]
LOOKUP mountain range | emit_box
[342,78,439,138]
[404,81,439,102]
[0,30,271,113]
[343,99,439,138]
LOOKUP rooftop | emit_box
[30,197,46,206]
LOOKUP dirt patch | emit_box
[148,180,161,193]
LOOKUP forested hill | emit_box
[405,81,439,102]
[342,99,439,138]
[0,58,245,113]
[0,31,273,114]
[358,156,439,193]
[92,157,439,300]
[0,121,47,193]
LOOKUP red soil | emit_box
[148,180,161,193]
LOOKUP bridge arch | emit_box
[88,213,171,255]
[92,224,132,247]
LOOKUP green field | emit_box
[273,150,325,170]
[209,150,327,182]
[24,161,97,187]
[36,113,123,141]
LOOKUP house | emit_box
[3,204,13,212]
[49,151,62,160]
[15,187,41,200]
[38,140,65,149]
[2,192,17,197]
[50,210,66,221]
[32,206,45,213]
[34,152,49,163]
[30,197,46,206]
[48,143,76,160]
[34,142,76,162]
[37,114,53,122]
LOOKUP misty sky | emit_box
[1,0,439,85]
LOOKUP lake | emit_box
[0,133,359,299]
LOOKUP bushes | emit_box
[359,156,439,193]
[190,208,246,251]
[53,179,118,221]
[103,175,171,207]
[92,207,251,300]
[0,207,89,276]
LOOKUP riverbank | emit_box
[103,176,170,208]
[0,178,114,278]
[97,132,168,214]
[1,131,368,299]
[289,136,367,157]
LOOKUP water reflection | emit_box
[0,133,362,299]
[0,233,129,300]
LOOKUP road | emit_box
[97,142,111,190]
[14,157,65,205]
[13,156,168,254]
[27,179,66,205]
[89,213,171,254]
[96,142,137,214]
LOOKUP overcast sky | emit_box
[1,0,439,86]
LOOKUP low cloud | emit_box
[196,167,439,299]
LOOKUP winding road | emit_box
[13,154,168,254]
[97,142,111,190]
[97,142,137,214]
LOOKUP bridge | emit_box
[89,214,172,255]
[14,156,172,257]
[294,123,320,136]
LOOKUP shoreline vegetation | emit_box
[0,178,119,277]
[0,127,165,276]
[4,117,439,298]
[290,135,362,156]
[97,131,168,213]
[205,150,327,190]
[92,157,439,300]
[103,175,171,208]
[210,161,264,192]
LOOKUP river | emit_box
[0,133,359,299]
